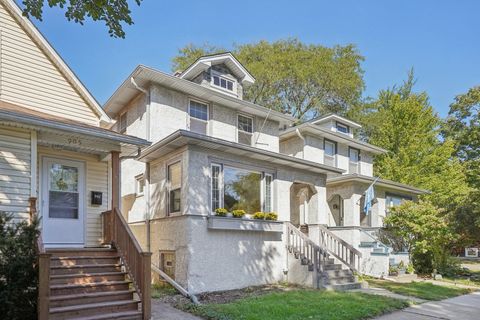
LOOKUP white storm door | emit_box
[42,158,85,246]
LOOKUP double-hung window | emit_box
[348,147,360,174]
[189,100,208,135]
[237,115,253,146]
[211,164,273,215]
[324,139,337,167]
[168,162,182,215]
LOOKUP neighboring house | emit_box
[0,1,151,319]
[104,53,427,294]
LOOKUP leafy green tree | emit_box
[382,201,456,274]
[172,39,365,120]
[356,72,470,210]
[0,212,40,319]
[444,86,480,190]
[21,0,142,38]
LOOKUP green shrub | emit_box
[265,212,278,221]
[253,212,265,220]
[215,208,228,216]
[406,263,415,274]
[232,209,246,218]
[398,260,405,270]
[0,211,40,319]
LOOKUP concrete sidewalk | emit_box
[151,300,202,320]
[373,291,480,319]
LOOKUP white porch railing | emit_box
[318,225,362,272]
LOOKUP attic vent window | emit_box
[212,75,234,91]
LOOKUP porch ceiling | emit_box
[0,100,150,156]
[139,129,345,175]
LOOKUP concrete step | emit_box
[50,290,135,308]
[50,271,128,285]
[50,280,132,296]
[49,299,140,319]
[51,264,122,275]
[51,255,120,267]
[322,282,362,291]
[321,269,354,278]
[359,241,376,248]
[323,263,342,271]
[323,276,357,285]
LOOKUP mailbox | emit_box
[91,191,103,205]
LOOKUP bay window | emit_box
[211,164,273,215]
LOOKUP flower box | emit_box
[207,216,283,233]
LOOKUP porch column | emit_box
[111,151,120,210]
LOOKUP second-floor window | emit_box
[237,114,253,146]
[119,112,127,134]
[212,75,234,91]
[324,139,336,167]
[168,161,182,215]
[349,147,360,174]
[189,100,208,135]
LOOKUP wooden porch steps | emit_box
[46,247,142,319]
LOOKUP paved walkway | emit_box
[352,287,427,303]
[373,291,480,319]
[151,300,202,320]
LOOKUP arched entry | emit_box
[290,182,316,234]
[328,194,344,226]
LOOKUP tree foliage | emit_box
[172,39,365,120]
[354,71,470,210]
[444,86,480,190]
[21,0,142,38]
[0,212,40,319]
[382,201,456,274]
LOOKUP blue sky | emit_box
[28,0,480,117]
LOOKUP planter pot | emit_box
[207,216,283,233]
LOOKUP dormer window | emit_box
[336,122,349,134]
[212,72,235,92]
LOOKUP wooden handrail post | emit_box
[142,252,152,320]
[111,151,120,210]
[38,253,51,320]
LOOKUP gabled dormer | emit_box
[310,114,362,138]
[177,53,255,99]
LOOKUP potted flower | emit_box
[215,208,228,217]
[253,212,265,220]
[265,212,278,221]
[232,209,246,218]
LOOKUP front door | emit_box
[42,157,85,246]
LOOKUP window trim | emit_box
[188,99,209,122]
[324,139,337,156]
[211,70,236,93]
[167,160,182,216]
[262,173,274,213]
[336,121,350,134]
[237,114,254,145]
[135,174,145,197]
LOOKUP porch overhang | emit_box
[0,101,150,156]
[138,130,345,175]
[326,174,429,195]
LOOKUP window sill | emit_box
[207,216,283,233]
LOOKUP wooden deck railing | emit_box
[102,208,151,320]
[29,197,50,320]
[286,222,325,288]
[318,224,362,272]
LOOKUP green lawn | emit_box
[367,279,473,300]
[182,290,409,320]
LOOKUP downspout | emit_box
[130,76,152,251]
[295,128,306,159]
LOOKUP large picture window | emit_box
[168,162,182,215]
[211,164,273,215]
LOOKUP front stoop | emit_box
[46,248,142,320]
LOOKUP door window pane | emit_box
[223,167,261,214]
[49,164,79,219]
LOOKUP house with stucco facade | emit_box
[103,53,426,294]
